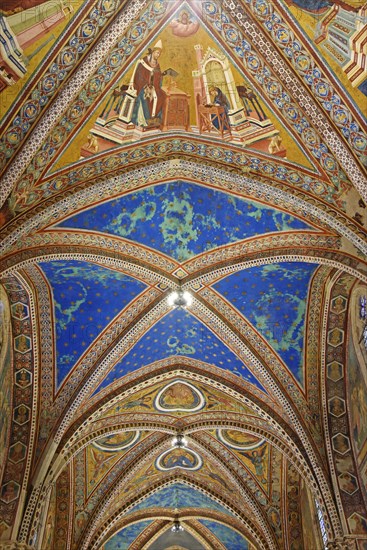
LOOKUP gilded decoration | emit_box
[0,0,366,548]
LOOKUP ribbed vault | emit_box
[0,0,366,548]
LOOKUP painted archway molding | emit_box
[3,240,367,287]
[8,251,363,448]
[20,279,311,442]
[10,268,348,548]
[219,0,366,193]
[3,245,366,440]
[26,434,273,549]
[82,473,275,550]
[2,160,366,258]
[93,507,261,550]
[48,415,316,486]
[0,0,151,192]
[9,264,344,548]
[5,250,363,429]
[18,259,351,439]
[0,0,156,203]
[3,0,366,206]
[137,518,227,550]
[24,394,341,546]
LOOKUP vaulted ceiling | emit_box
[0,0,366,549]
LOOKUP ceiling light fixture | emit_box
[171,518,184,533]
[167,289,192,309]
[171,433,187,448]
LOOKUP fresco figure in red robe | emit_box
[131,40,166,128]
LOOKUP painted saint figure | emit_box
[131,40,167,128]
[170,10,200,37]
[208,85,231,132]
[242,446,267,484]
[161,383,197,408]
[209,86,230,115]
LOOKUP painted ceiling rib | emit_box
[0,0,366,548]
[0,0,153,204]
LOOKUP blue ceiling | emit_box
[199,519,249,549]
[39,259,316,392]
[56,181,313,262]
[104,513,249,549]
[213,262,318,385]
[104,520,152,550]
[130,483,234,516]
[94,308,266,395]
[39,260,146,388]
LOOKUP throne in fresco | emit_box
[196,93,231,139]
[79,44,285,159]
[192,45,280,147]
[81,72,190,155]
[80,83,191,158]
